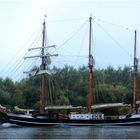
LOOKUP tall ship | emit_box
[4,15,140,126]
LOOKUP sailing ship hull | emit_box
[7,113,140,126]
[3,18,139,128]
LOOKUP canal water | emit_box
[0,123,140,139]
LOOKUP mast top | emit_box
[44,14,47,21]
[89,13,92,19]
[43,15,47,28]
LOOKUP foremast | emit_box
[132,30,138,113]
[88,15,94,113]
[24,16,57,114]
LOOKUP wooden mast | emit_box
[41,19,46,114]
[24,16,57,113]
[88,15,94,113]
[132,30,138,113]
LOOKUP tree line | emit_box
[0,65,139,114]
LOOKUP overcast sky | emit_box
[0,0,140,81]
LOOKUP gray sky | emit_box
[0,0,140,81]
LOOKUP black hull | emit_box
[6,113,140,126]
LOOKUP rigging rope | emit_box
[93,17,134,31]
[1,16,135,81]
[95,22,133,58]
[1,25,42,80]
[73,23,89,67]
[47,17,87,23]
[49,19,89,69]
[53,19,88,53]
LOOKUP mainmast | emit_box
[132,30,138,113]
[88,15,94,113]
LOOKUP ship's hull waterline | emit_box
[7,114,140,127]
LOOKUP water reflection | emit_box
[0,123,140,139]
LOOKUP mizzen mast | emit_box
[88,15,94,113]
[41,19,46,114]
[132,30,138,113]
